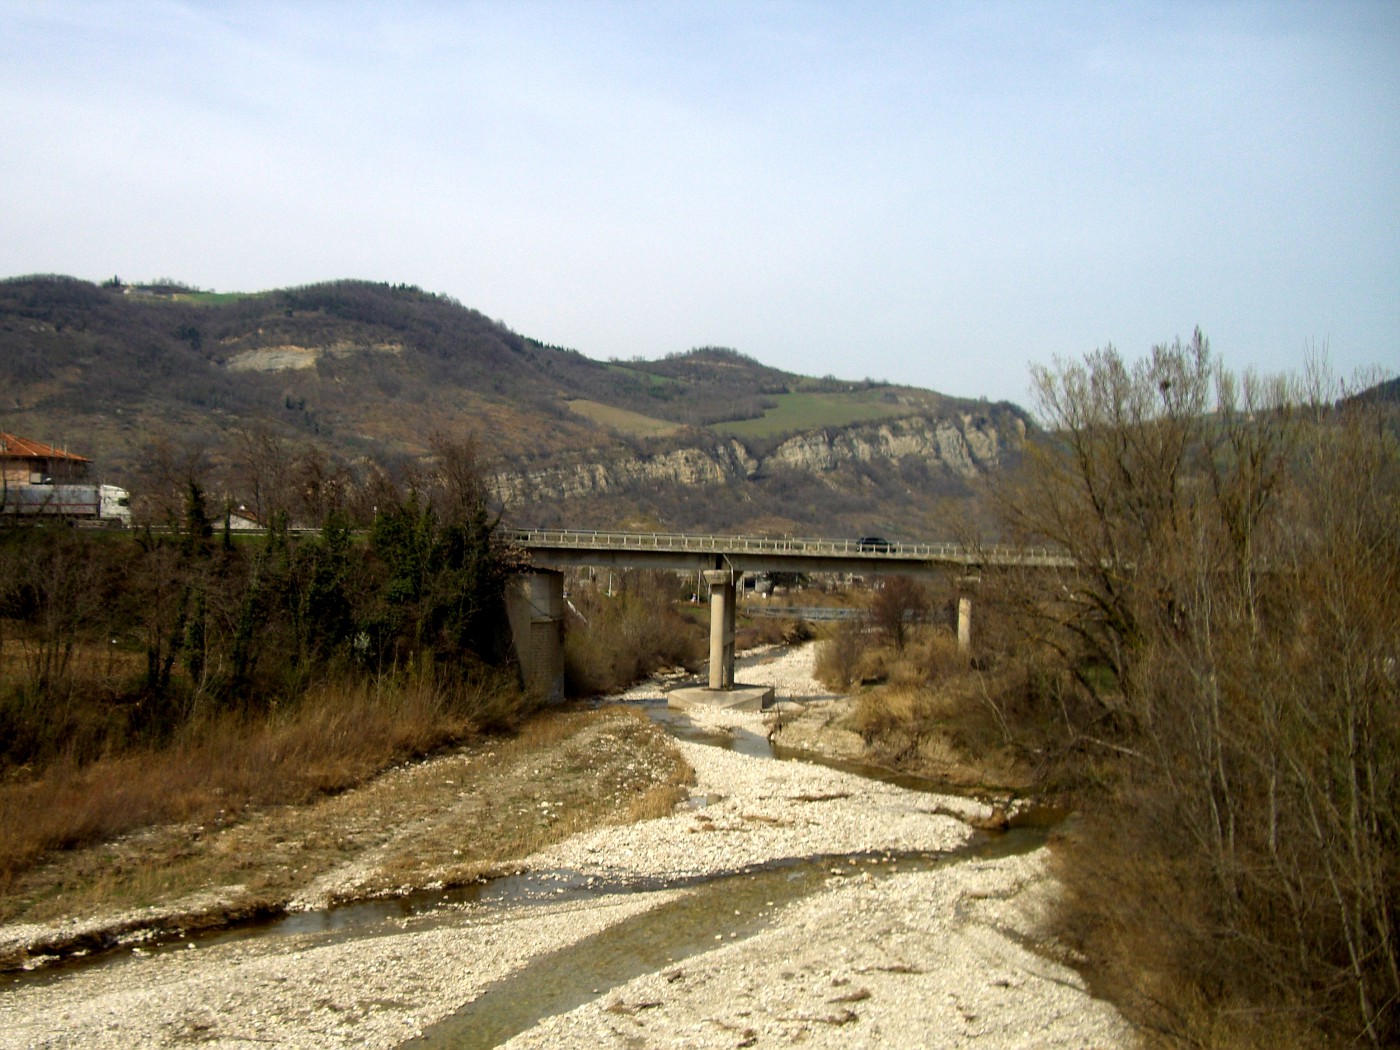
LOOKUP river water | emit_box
[404,696,1058,1048]
[7,666,1061,1050]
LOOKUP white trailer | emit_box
[0,482,132,526]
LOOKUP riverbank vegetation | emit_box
[823,338,1398,1047]
[0,438,534,894]
[561,569,706,697]
[811,593,1050,791]
[561,569,815,698]
[1012,340,1397,1049]
[0,705,690,947]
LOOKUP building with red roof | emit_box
[0,432,92,487]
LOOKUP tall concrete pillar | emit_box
[703,569,736,690]
[957,595,972,653]
[506,569,565,703]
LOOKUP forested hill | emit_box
[0,275,1030,536]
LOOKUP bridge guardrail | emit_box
[499,527,1072,568]
[119,524,1073,568]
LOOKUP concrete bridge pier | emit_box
[667,569,772,712]
[954,574,980,654]
[704,569,736,689]
[506,569,565,703]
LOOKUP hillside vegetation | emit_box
[712,389,937,440]
[0,275,1027,537]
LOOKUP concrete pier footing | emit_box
[667,684,775,712]
[664,569,775,711]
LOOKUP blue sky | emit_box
[2,1,1396,405]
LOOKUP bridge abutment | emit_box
[506,569,565,704]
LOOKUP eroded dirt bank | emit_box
[0,710,689,972]
[1,646,1132,1048]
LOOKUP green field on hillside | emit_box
[606,363,679,388]
[712,391,921,439]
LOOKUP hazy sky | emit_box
[2,1,1396,405]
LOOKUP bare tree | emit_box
[869,575,927,653]
[1001,337,1399,1045]
[425,431,495,526]
[230,425,295,526]
[291,445,354,525]
[131,431,209,529]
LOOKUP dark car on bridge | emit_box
[857,536,893,552]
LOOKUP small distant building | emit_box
[0,432,91,486]
[224,506,264,531]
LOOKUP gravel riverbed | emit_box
[1,646,1133,1048]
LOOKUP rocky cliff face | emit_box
[490,412,1022,507]
[491,440,758,504]
[763,414,1014,479]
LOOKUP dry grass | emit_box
[0,637,145,681]
[0,706,693,936]
[815,625,1041,791]
[0,668,526,900]
[565,398,684,438]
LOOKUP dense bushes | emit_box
[997,339,1400,1047]
[1,492,516,769]
[813,340,1398,1045]
[562,570,704,697]
[0,439,530,881]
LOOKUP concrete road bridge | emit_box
[500,527,1070,576]
[501,527,1070,703]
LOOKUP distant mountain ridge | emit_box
[0,275,1029,536]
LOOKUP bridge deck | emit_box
[501,527,1071,575]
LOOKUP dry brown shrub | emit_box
[623,782,692,822]
[0,669,526,893]
[917,629,967,680]
[563,576,704,697]
[999,345,1400,1045]
[813,620,866,691]
[850,684,928,742]
[1053,809,1337,1050]
[734,613,811,651]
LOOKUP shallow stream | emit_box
[404,695,1058,1048]
[6,661,1063,1050]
